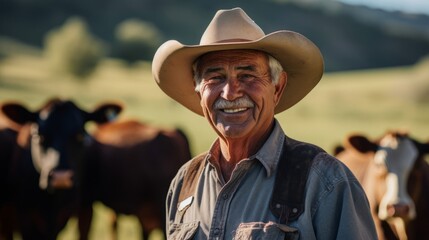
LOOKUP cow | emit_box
[334,131,429,240]
[79,119,192,240]
[0,98,122,240]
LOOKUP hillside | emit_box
[1,53,428,153]
[1,0,429,72]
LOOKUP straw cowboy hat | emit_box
[152,7,324,116]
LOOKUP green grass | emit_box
[1,54,428,240]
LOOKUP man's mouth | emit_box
[214,97,255,114]
[222,108,248,113]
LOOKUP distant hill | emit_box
[1,0,428,72]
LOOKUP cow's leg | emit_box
[78,205,93,240]
[111,213,118,240]
[0,203,17,240]
[137,217,151,240]
[136,205,165,240]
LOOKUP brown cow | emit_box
[80,119,192,240]
[0,98,122,240]
[334,131,429,240]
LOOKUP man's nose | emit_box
[221,79,242,100]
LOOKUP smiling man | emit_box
[195,50,285,182]
[152,7,377,240]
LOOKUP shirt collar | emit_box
[253,119,285,177]
[207,119,285,177]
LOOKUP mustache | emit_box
[213,97,255,109]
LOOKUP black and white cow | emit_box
[0,98,122,240]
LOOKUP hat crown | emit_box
[200,8,265,44]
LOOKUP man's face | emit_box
[196,50,285,141]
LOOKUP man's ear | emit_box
[274,71,287,105]
[194,81,202,99]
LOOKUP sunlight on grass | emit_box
[56,202,164,240]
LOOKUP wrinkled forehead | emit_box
[196,50,269,70]
[375,134,418,168]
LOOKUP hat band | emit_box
[209,38,254,44]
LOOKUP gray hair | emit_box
[193,53,284,92]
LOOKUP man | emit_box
[152,7,377,240]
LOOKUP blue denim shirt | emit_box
[166,120,377,240]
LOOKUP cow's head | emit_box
[339,132,428,221]
[374,132,419,221]
[336,132,429,240]
[0,98,123,190]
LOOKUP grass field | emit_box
[1,53,428,240]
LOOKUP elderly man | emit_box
[152,7,377,240]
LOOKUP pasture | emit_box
[1,53,428,240]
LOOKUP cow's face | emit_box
[30,100,89,190]
[0,98,123,190]
[374,133,418,221]
[335,132,428,240]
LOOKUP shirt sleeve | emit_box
[312,168,378,240]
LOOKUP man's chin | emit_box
[217,124,250,139]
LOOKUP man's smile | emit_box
[214,96,255,115]
[221,107,250,113]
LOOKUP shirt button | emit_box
[214,228,220,235]
[223,193,228,199]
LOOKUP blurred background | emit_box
[1,0,428,239]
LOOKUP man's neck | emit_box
[217,121,276,181]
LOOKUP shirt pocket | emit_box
[168,221,199,240]
[233,221,299,240]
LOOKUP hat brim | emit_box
[152,30,324,116]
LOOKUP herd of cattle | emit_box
[0,98,428,240]
[0,98,191,240]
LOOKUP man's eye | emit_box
[204,75,224,83]
[239,74,256,81]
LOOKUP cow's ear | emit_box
[332,145,345,155]
[415,140,429,155]
[87,102,123,124]
[425,141,429,154]
[345,135,378,153]
[0,102,37,126]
